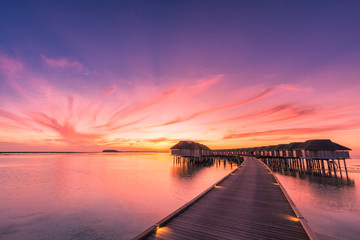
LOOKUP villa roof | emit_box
[274,144,289,151]
[267,145,278,151]
[286,142,303,150]
[258,146,268,151]
[170,141,211,150]
[293,139,351,151]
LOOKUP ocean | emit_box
[0,152,235,239]
[274,157,360,240]
[0,152,359,239]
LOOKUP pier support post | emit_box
[285,158,289,171]
[332,159,337,178]
[337,159,343,178]
[301,158,306,175]
[343,159,349,179]
[327,160,332,176]
[320,160,325,176]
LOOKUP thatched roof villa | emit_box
[170,141,211,157]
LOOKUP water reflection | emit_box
[0,153,235,240]
[172,158,236,179]
[272,168,355,186]
[274,159,360,239]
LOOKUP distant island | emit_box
[102,150,168,153]
[102,150,120,152]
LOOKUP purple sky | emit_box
[0,1,360,152]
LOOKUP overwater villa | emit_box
[172,139,351,178]
[211,139,351,178]
[170,141,211,157]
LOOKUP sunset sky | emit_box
[1,1,360,153]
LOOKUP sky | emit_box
[0,0,360,153]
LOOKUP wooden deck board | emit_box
[143,158,310,240]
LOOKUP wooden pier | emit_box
[133,158,315,240]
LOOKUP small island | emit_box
[102,149,120,152]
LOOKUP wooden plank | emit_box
[135,158,314,240]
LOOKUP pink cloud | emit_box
[42,56,83,71]
[278,84,312,92]
[0,108,40,131]
[95,86,182,130]
[145,137,177,144]
[247,136,296,142]
[108,118,146,131]
[0,55,23,78]
[0,55,359,152]
[223,123,359,140]
[103,86,116,96]
[188,74,224,93]
[28,111,103,142]
[158,86,275,126]
[210,104,293,124]
[0,109,25,123]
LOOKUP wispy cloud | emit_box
[0,55,23,78]
[42,56,83,71]
[103,86,116,96]
[0,108,40,131]
[145,137,177,144]
[28,111,103,142]
[188,74,224,93]
[223,124,358,140]
[278,84,312,93]
[95,86,182,130]
[108,118,146,131]
[217,104,293,123]
[1,54,360,152]
[158,86,275,126]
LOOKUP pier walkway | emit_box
[139,158,313,240]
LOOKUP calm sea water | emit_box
[274,158,360,240]
[0,152,236,240]
[1,153,359,240]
